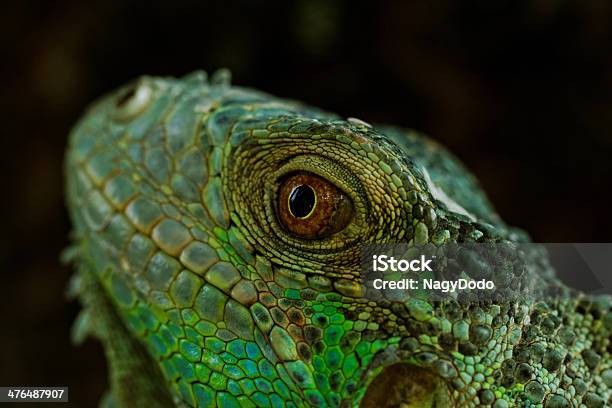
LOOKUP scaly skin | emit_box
[64,70,611,407]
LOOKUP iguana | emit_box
[64,70,611,407]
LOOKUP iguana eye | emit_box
[277,172,353,239]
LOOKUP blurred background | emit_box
[1,0,611,405]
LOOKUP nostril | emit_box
[360,363,452,408]
[115,87,137,108]
[113,80,152,121]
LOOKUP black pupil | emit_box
[289,185,315,218]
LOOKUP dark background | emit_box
[2,1,611,406]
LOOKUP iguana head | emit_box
[66,71,611,407]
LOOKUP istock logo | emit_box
[372,254,434,272]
